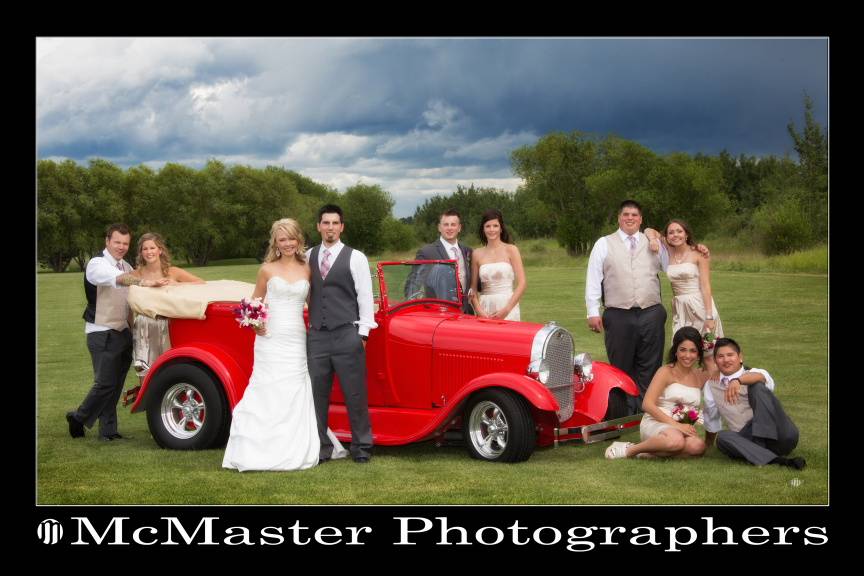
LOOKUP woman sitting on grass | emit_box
[605,327,711,460]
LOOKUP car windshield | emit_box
[382,261,460,308]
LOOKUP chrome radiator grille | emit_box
[534,325,575,422]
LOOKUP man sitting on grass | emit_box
[703,337,806,470]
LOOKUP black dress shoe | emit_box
[353,456,371,464]
[66,412,84,438]
[107,433,127,440]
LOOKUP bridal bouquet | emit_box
[671,403,703,425]
[701,332,716,352]
[234,297,268,330]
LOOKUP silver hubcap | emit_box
[160,383,206,439]
[468,400,509,459]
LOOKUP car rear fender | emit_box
[130,343,248,413]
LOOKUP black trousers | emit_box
[603,304,666,412]
[307,324,373,459]
[717,382,800,465]
[74,329,133,437]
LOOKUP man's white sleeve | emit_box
[585,237,607,318]
[702,383,723,433]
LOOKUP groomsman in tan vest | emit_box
[585,200,667,413]
[703,338,805,469]
[66,224,167,441]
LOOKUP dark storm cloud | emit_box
[37,37,827,215]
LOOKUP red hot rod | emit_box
[129,260,640,462]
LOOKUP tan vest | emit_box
[707,378,753,432]
[95,283,131,331]
[602,232,662,309]
[84,256,132,331]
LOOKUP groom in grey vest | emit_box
[307,204,377,463]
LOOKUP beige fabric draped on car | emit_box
[128,280,256,320]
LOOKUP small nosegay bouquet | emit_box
[234,297,268,332]
[671,403,703,425]
[702,332,716,352]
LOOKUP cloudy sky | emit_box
[36,37,828,217]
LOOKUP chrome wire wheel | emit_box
[160,382,206,440]
[467,400,510,459]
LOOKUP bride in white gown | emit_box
[223,219,347,472]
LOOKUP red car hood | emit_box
[432,315,542,358]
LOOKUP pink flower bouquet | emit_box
[234,297,268,330]
[671,403,703,425]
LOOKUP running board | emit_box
[553,414,642,446]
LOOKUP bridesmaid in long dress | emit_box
[128,233,204,401]
[468,209,526,321]
[646,220,723,351]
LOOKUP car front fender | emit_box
[447,372,561,414]
[571,361,639,423]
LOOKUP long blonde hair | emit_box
[136,232,172,277]
[265,218,307,263]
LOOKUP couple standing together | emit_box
[587,200,804,469]
[222,204,375,471]
[413,208,526,321]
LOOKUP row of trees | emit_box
[38,97,826,270]
[38,159,412,271]
[414,95,827,256]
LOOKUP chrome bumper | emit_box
[553,413,642,446]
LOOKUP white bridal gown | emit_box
[222,277,347,471]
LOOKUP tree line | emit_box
[38,97,826,271]
[414,95,827,256]
[37,159,414,272]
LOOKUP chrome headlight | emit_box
[528,359,551,384]
[574,352,593,382]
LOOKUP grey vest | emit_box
[309,245,359,330]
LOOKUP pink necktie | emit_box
[320,249,331,279]
[721,377,729,388]
[629,236,637,253]
[451,246,465,290]
[117,261,124,271]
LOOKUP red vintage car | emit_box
[129,260,641,462]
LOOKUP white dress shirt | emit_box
[307,241,378,336]
[439,237,466,291]
[702,367,775,433]
[585,229,669,318]
[84,249,130,334]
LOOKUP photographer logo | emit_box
[37,519,64,545]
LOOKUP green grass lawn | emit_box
[37,260,828,505]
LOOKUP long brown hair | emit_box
[478,208,512,245]
[664,219,696,249]
[136,232,172,277]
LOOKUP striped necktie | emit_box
[320,249,331,279]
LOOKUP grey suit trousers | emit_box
[717,382,800,465]
[308,324,373,459]
[74,329,133,437]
